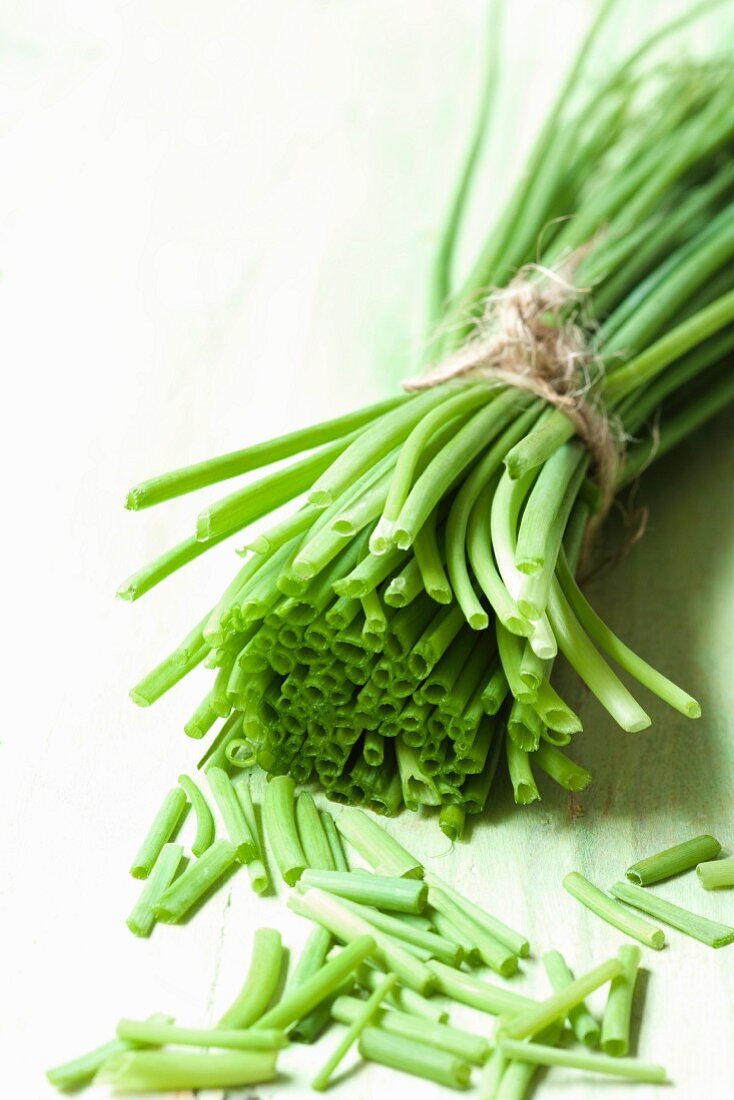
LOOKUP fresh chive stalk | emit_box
[206,767,257,862]
[218,928,284,1028]
[116,1019,287,1051]
[424,872,529,957]
[626,834,721,886]
[234,777,271,894]
[126,843,183,938]
[358,1027,472,1090]
[497,1039,666,1084]
[312,972,397,1091]
[296,792,336,871]
[94,1050,279,1090]
[333,995,490,1065]
[542,950,600,1048]
[428,960,534,1017]
[177,774,215,857]
[263,775,307,886]
[46,1015,173,1091]
[498,957,623,1041]
[336,808,423,879]
[610,880,734,948]
[129,788,188,879]
[153,839,236,923]
[563,871,666,949]
[601,944,641,1057]
[697,857,734,890]
[299,868,427,913]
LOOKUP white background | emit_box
[3,2,733,1098]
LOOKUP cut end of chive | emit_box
[650,929,667,949]
[543,710,583,736]
[292,560,316,582]
[125,486,144,510]
[308,489,332,506]
[626,870,644,886]
[514,783,541,806]
[332,519,356,536]
[195,513,213,541]
[683,699,702,718]
[116,580,136,602]
[283,864,307,887]
[244,534,269,555]
[625,714,653,734]
[129,688,152,708]
[393,527,413,551]
[517,598,542,621]
[517,557,543,576]
[428,586,453,606]
[602,1038,627,1057]
[468,610,489,630]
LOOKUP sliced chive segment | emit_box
[126,843,183,938]
[321,811,350,871]
[610,880,734,948]
[358,965,448,1023]
[336,808,424,879]
[129,788,188,879]
[424,871,529,957]
[312,972,397,1091]
[206,767,257,862]
[234,778,271,895]
[697,857,734,890]
[626,834,721,886]
[426,881,517,977]
[358,1027,472,1090]
[219,928,284,1028]
[427,960,534,1017]
[498,957,623,1041]
[563,872,666,949]
[263,775,307,886]
[46,1015,173,1092]
[153,839,236,922]
[333,996,490,1065]
[94,1050,278,1090]
[116,1019,287,1051]
[177,774,215,857]
[601,944,641,1057]
[497,1039,667,1083]
[334,896,462,966]
[542,949,600,1048]
[296,792,336,871]
[300,869,427,914]
[256,936,376,1031]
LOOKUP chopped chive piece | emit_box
[233,777,271,895]
[336,807,424,879]
[263,775,307,886]
[431,912,480,965]
[542,950,599,1048]
[497,1039,667,1083]
[563,871,666,949]
[426,881,517,977]
[498,957,623,1041]
[94,1050,278,1090]
[130,615,210,706]
[333,995,490,1065]
[296,792,336,871]
[626,834,721,886]
[478,1046,507,1099]
[601,944,641,1057]
[46,1015,173,1091]
[153,838,236,922]
[177,774,215,857]
[424,872,529,957]
[129,788,188,879]
[334,896,462,966]
[289,887,435,994]
[428,961,535,1017]
[127,843,183,938]
[300,869,427,914]
[206,767,257,862]
[290,926,333,990]
[358,1027,472,1089]
[320,811,350,870]
[219,928,284,1028]
[534,741,591,792]
[116,1019,287,1051]
[256,936,376,1031]
[358,965,448,1023]
[439,803,466,842]
[697,856,734,890]
[312,972,397,1091]
[610,880,734,948]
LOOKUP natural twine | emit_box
[404,260,624,524]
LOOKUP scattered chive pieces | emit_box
[116,1019,287,1051]
[255,936,376,1031]
[498,957,623,1041]
[218,928,284,1028]
[336,808,424,879]
[312,972,397,1090]
[610,880,734,948]
[300,868,427,914]
[601,944,641,1057]
[126,843,183,937]
[296,792,336,871]
[205,766,257,862]
[94,1049,279,1090]
[263,775,307,886]
[497,1039,667,1084]
[129,788,188,879]
[153,838,236,923]
[177,774,215,857]
[626,834,721,886]
[334,895,462,966]
[542,949,600,1048]
[333,995,490,1066]
[563,871,666,949]
[358,1027,472,1090]
[697,856,734,890]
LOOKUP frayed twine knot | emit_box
[404,257,625,525]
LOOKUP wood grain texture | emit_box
[3,3,732,1098]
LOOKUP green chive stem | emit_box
[312,972,397,1090]
[497,1039,666,1084]
[498,957,623,1041]
[697,857,734,889]
[129,788,188,879]
[153,838,236,923]
[263,775,307,886]
[177,774,215,857]
[300,868,427,914]
[542,950,600,1048]
[126,843,183,938]
[610,880,734,948]
[626,834,721,886]
[601,944,641,1057]
[563,871,666,949]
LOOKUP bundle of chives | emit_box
[120,3,733,825]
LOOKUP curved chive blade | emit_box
[300,868,427,914]
[263,775,307,886]
[497,1039,667,1084]
[610,880,734,948]
[116,1019,287,1051]
[206,767,257,862]
[358,1027,473,1090]
[697,856,734,890]
[94,1050,279,1090]
[498,957,623,1041]
[312,972,397,1091]
[153,839,236,923]
[129,788,188,879]
[601,944,641,1057]
[218,928,284,1028]
[626,834,721,886]
[563,871,666,950]
[126,843,183,938]
[542,949,600,1048]
[177,774,215,857]
[255,936,376,1031]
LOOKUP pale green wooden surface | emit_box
[3,2,733,1098]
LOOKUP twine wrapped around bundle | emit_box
[404,261,624,522]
